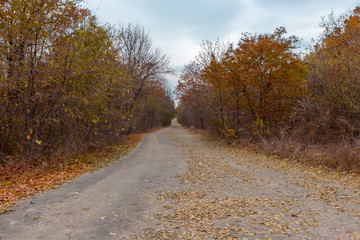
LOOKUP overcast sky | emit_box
[85,0,358,89]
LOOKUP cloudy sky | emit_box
[85,0,358,89]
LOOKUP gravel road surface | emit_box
[1,120,359,239]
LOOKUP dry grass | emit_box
[258,138,360,173]
[189,127,360,174]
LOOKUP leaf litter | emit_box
[137,131,360,239]
[0,134,143,214]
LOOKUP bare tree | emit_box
[112,24,174,132]
[114,24,173,108]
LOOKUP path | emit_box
[0,120,359,239]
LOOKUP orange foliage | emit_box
[177,28,306,137]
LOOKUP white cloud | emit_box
[224,0,358,50]
[157,37,201,68]
[86,0,358,81]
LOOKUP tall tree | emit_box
[112,24,173,132]
[303,7,360,141]
[177,28,306,138]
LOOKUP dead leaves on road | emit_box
[0,134,142,214]
[0,164,88,214]
[143,135,360,239]
[182,150,257,185]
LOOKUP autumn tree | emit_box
[177,28,306,138]
[176,7,360,171]
[298,7,360,143]
[223,27,306,135]
[0,0,97,155]
[176,61,208,128]
[136,84,175,131]
[0,1,175,164]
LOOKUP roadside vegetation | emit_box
[0,133,143,214]
[0,0,175,170]
[176,6,360,173]
[0,0,175,212]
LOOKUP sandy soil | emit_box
[0,120,359,239]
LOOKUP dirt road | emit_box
[1,120,359,239]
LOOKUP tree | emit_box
[176,61,207,128]
[114,24,173,124]
[224,27,306,132]
[0,1,175,164]
[0,0,97,155]
[176,28,306,138]
[302,6,360,142]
